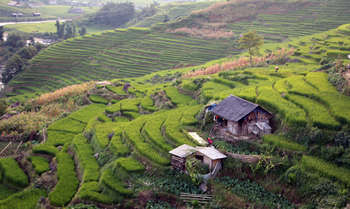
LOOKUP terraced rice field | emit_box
[227,0,350,42]
[8,27,236,98]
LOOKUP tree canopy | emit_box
[90,2,135,27]
[238,31,264,65]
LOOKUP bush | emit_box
[0,158,28,187]
[301,155,350,185]
[73,134,100,182]
[0,187,46,209]
[114,157,144,172]
[89,95,109,105]
[49,152,79,206]
[263,134,307,152]
[29,156,50,175]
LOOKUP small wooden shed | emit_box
[169,144,227,172]
[195,146,227,170]
[212,95,272,136]
[169,144,196,171]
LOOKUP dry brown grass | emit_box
[183,48,295,78]
[167,27,234,39]
[33,82,95,106]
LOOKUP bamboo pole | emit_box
[0,141,12,155]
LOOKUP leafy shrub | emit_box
[73,134,100,182]
[0,187,46,209]
[217,176,294,209]
[263,134,306,152]
[301,155,350,185]
[49,152,79,206]
[114,157,144,172]
[89,95,109,105]
[0,158,28,187]
[145,169,202,195]
[29,156,50,175]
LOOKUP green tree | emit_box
[79,27,86,36]
[238,31,264,65]
[55,20,60,35]
[91,2,135,27]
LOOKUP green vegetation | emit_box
[301,155,350,185]
[114,157,144,172]
[73,134,100,182]
[5,22,57,33]
[0,158,28,187]
[262,134,306,152]
[29,156,50,175]
[8,28,235,97]
[165,86,193,106]
[49,152,79,206]
[0,187,46,209]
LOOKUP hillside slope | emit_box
[163,0,350,42]
[1,24,350,208]
[7,27,237,99]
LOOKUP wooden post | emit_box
[14,141,23,154]
[0,141,12,155]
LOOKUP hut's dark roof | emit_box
[212,95,259,121]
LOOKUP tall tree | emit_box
[238,31,264,65]
[55,20,60,36]
[79,27,87,36]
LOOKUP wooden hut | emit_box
[212,95,272,136]
[169,144,197,171]
[169,144,227,172]
[195,146,227,170]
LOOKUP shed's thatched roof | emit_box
[169,144,196,158]
[212,95,259,122]
[196,146,227,160]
